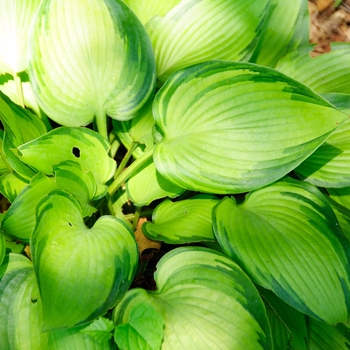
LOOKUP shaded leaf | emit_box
[80,317,115,343]
[0,171,28,203]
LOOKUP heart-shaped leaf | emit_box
[142,0,270,82]
[114,303,164,350]
[113,247,272,350]
[0,0,42,75]
[28,0,156,137]
[153,61,347,194]
[31,191,138,330]
[15,127,116,198]
[250,0,309,67]
[213,177,350,324]
[143,195,219,244]
[2,161,97,241]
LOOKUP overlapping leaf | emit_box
[153,61,347,194]
[28,0,156,136]
[143,0,270,82]
[251,0,309,67]
[143,196,219,244]
[14,127,116,198]
[114,247,272,350]
[1,161,97,241]
[31,191,138,330]
[213,177,350,324]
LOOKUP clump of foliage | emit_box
[0,0,350,349]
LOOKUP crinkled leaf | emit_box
[2,161,97,241]
[296,118,350,187]
[28,0,156,135]
[213,177,350,324]
[153,61,347,194]
[15,127,116,198]
[113,99,155,159]
[0,0,42,75]
[251,0,309,67]
[0,172,28,203]
[31,190,138,330]
[143,196,219,244]
[114,303,164,350]
[80,317,114,343]
[126,158,184,207]
[276,43,350,94]
[114,247,272,350]
[0,92,47,179]
[145,0,269,82]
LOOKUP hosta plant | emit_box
[1,0,350,349]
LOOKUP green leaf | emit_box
[0,234,4,267]
[2,161,97,241]
[213,177,350,324]
[31,190,138,330]
[0,0,42,75]
[80,317,115,343]
[296,118,350,187]
[0,253,33,279]
[0,92,47,179]
[114,303,164,350]
[0,171,28,203]
[28,0,156,137]
[113,99,155,159]
[276,43,350,94]
[15,127,116,198]
[114,247,272,350]
[251,0,309,67]
[153,61,347,194]
[144,0,270,82]
[309,319,350,350]
[322,93,350,114]
[126,158,184,206]
[143,195,219,244]
[0,266,49,350]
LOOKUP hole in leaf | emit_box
[72,147,80,158]
[31,297,38,304]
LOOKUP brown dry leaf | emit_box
[24,245,31,259]
[314,0,333,12]
[134,217,161,261]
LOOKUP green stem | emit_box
[114,141,139,179]
[95,110,108,140]
[14,74,25,108]
[108,147,154,196]
[133,206,142,231]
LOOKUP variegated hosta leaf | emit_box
[0,0,42,75]
[153,61,347,194]
[144,0,270,82]
[14,127,116,198]
[0,92,47,180]
[0,235,4,267]
[0,172,28,203]
[143,195,219,244]
[276,43,350,94]
[31,191,138,330]
[113,99,155,159]
[296,118,350,187]
[250,0,309,67]
[28,0,156,137]
[213,177,350,324]
[126,158,184,207]
[2,161,97,241]
[309,319,350,349]
[113,247,273,350]
[322,93,350,114]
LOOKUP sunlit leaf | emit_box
[276,43,350,94]
[114,303,164,350]
[213,177,350,324]
[31,190,138,330]
[143,195,219,244]
[114,247,272,350]
[326,194,350,241]
[251,0,309,67]
[126,158,184,207]
[143,0,269,82]
[2,161,97,241]
[0,172,28,203]
[28,0,156,137]
[322,93,350,114]
[0,0,42,75]
[80,317,114,343]
[153,61,347,194]
[0,253,32,278]
[15,127,116,198]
